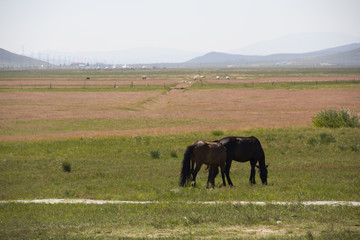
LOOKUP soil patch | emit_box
[0,85,359,141]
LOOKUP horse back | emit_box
[219,136,264,162]
[192,141,226,166]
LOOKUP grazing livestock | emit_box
[214,136,268,186]
[179,140,226,188]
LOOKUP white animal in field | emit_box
[142,76,147,80]
[226,76,230,80]
[216,76,220,80]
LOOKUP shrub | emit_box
[170,151,178,158]
[62,161,71,172]
[351,145,359,152]
[319,133,336,144]
[150,150,160,159]
[312,108,359,128]
[307,138,318,146]
[212,130,224,136]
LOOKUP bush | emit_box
[170,151,178,158]
[212,130,224,136]
[319,133,336,144]
[150,150,160,159]
[307,138,318,146]
[62,161,71,172]
[312,109,359,128]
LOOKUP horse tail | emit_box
[179,144,196,187]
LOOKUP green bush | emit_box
[212,130,224,136]
[319,133,336,144]
[312,109,359,128]
[62,161,71,172]
[150,150,160,159]
[307,138,318,146]
[170,151,178,158]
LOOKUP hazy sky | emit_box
[1,0,360,55]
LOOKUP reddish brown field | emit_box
[0,80,179,87]
[1,68,359,140]
[0,76,357,88]
[0,82,359,141]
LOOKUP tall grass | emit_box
[312,108,360,128]
[1,203,359,239]
[1,127,359,202]
[1,127,359,239]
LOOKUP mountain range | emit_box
[184,43,360,67]
[230,32,360,55]
[1,43,360,68]
[0,48,48,68]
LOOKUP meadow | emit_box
[0,67,360,239]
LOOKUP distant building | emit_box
[70,62,86,67]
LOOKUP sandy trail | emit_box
[1,199,359,206]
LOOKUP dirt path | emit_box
[1,199,359,206]
[142,80,192,110]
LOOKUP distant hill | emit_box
[185,43,360,67]
[299,47,360,65]
[0,48,49,68]
[231,32,360,55]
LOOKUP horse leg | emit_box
[207,166,218,188]
[250,160,256,184]
[220,164,226,187]
[192,163,202,187]
[190,159,195,179]
[206,166,212,188]
[225,159,234,187]
[212,166,219,188]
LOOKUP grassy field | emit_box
[190,80,360,90]
[1,68,360,239]
[1,128,360,239]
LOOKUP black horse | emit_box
[214,136,268,186]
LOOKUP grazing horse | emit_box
[215,136,268,186]
[179,140,226,188]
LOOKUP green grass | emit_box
[1,127,359,201]
[1,128,359,239]
[1,67,360,238]
[1,67,360,78]
[1,202,359,239]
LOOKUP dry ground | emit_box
[0,76,357,88]
[0,80,359,140]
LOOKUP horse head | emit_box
[256,164,268,185]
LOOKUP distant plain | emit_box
[0,67,359,239]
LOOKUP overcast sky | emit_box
[1,0,360,55]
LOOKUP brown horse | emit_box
[179,140,226,188]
